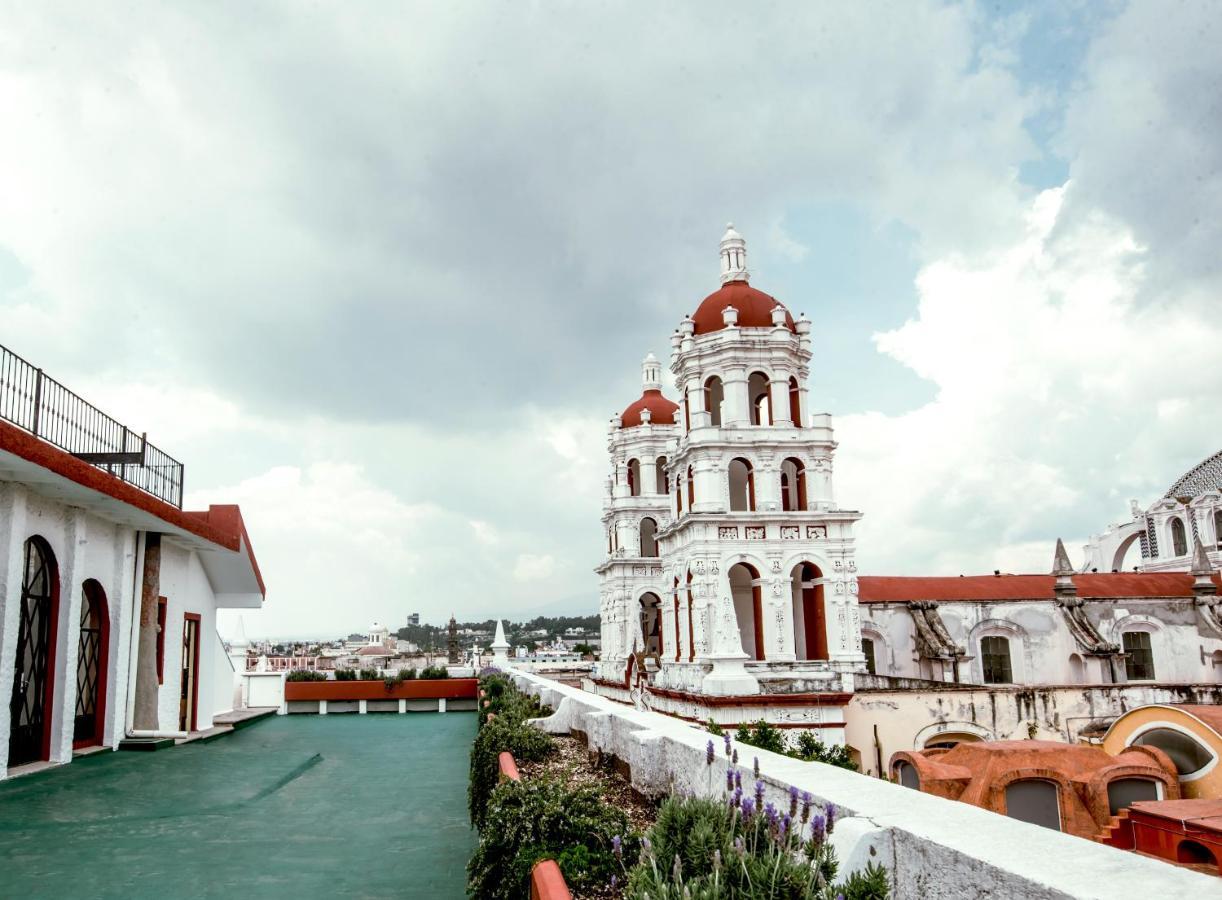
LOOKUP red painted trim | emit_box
[0,421,266,597]
[752,583,765,660]
[183,612,201,733]
[498,751,521,781]
[646,685,853,707]
[530,860,573,900]
[586,679,849,728]
[283,677,478,702]
[156,597,167,685]
[73,581,109,750]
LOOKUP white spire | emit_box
[491,619,510,665]
[719,222,748,284]
[641,352,662,391]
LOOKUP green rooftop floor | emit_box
[0,713,477,899]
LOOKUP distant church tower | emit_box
[447,615,460,664]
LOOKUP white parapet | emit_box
[506,669,1216,899]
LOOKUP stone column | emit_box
[132,533,161,731]
[49,508,86,762]
[701,564,759,696]
[723,366,749,427]
[0,484,29,778]
[769,376,793,426]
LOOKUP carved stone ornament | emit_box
[780,525,800,540]
[806,526,827,539]
[849,580,859,595]
[695,559,706,575]
[847,559,857,572]
[710,562,719,576]
[833,559,843,570]
[746,526,766,540]
[633,565,647,576]
[771,580,783,596]
[771,559,782,573]
[719,526,739,539]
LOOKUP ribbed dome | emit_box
[1164,449,1222,499]
[692,280,796,335]
[620,389,678,427]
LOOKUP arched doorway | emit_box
[791,562,827,661]
[8,536,60,767]
[73,580,109,748]
[728,563,764,660]
[639,593,663,657]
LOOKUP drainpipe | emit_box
[127,729,188,739]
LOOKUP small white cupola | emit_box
[719,222,748,284]
[641,352,663,391]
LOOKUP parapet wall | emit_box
[509,669,1215,899]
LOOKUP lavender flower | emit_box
[764,802,779,827]
[713,849,722,872]
[610,876,618,889]
[741,798,755,819]
[612,835,622,860]
[706,740,715,765]
[777,816,789,842]
[734,771,742,790]
[723,733,732,756]
[672,854,683,882]
[733,835,746,857]
[754,779,765,808]
[732,748,739,765]
[725,769,734,792]
[800,791,814,824]
[732,786,743,808]
[753,756,760,778]
[788,784,800,818]
[810,813,827,847]
[826,802,837,834]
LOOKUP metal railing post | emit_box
[31,367,43,437]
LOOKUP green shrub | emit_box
[477,673,549,727]
[736,719,786,755]
[734,721,860,771]
[468,714,554,828]
[419,664,449,679]
[334,669,357,681]
[285,670,327,682]
[358,667,379,680]
[626,794,888,899]
[467,776,636,900]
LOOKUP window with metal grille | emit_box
[861,638,876,674]
[981,635,1012,684]
[1123,631,1155,680]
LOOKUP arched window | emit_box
[1004,780,1061,831]
[1170,516,1188,556]
[788,376,801,426]
[687,465,695,507]
[1133,728,1214,777]
[10,536,60,766]
[639,518,658,557]
[1106,778,1159,816]
[1122,630,1155,680]
[74,580,110,748]
[640,593,663,657]
[861,637,876,674]
[686,571,696,662]
[1215,509,1222,549]
[627,459,641,497]
[980,635,1012,684]
[748,372,771,426]
[672,578,681,662]
[791,562,827,661]
[655,456,668,495]
[894,760,920,790]
[675,474,683,514]
[780,458,807,512]
[1069,653,1085,683]
[729,562,764,660]
[1177,840,1217,867]
[728,458,755,511]
[923,732,983,751]
[704,376,724,427]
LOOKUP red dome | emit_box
[692,280,795,335]
[620,389,678,427]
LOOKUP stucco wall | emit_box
[510,669,1216,898]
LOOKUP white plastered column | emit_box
[0,484,29,778]
[723,366,749,427]
[686,375,708,429]
[49,508,86,763]
[763,562,797,661]
[769,376,793,427]
[105,527,137,748]
[701,562,759,695]
[692,459,723,513]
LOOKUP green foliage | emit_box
[358,667,379,680]
[705,719,724,736]
[419,665,449,679]
[381,668,417,690]
[467,776,636,900]
[476,673,549,727]
[735,720,786,755]
[625,794,888,900]
[333,669,357,681]
[468,678,555,828]
[792,732,859,771]
[284,670,327,682]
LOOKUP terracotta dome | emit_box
[692,280,796,335]
[620,389,678,427]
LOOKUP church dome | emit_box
[692,281,796,335]
[1164,449,1222,499]
[620,389,678,427]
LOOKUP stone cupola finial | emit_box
[1191,536,1218,598]
[719,222,748,284]
[1052,538,1077,597]
[641,352,662,391]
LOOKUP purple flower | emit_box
[726,770,734,792]
[706,740,715,765]
[788,785,800,818]
[826,802,837,834]
[754,779,765,807]
[642,835,652,852]
[734,835,746,856]
[723,733,732,756]
[800,791,814,824]
[732,786,743,808]
[753,756,760,778]
[810,813,827,847]
[732,748,739,765]
[612,835,622,859]
[741,798,755,819]
[777,816,789,841]
[610,876,618,889]
[734,771,742,790]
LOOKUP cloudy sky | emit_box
[2,2,1219,638]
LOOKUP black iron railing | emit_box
[0,343,185,508]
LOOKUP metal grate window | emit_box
[1123,631,1156,681]
[981,635,1013,684]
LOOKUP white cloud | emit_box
[513,554,556,582]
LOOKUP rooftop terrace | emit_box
[0,713,475,898]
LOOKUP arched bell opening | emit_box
[729,562,765,660]
[73,579,110,749]
[791,562,828,661]
[640,593,663,658]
